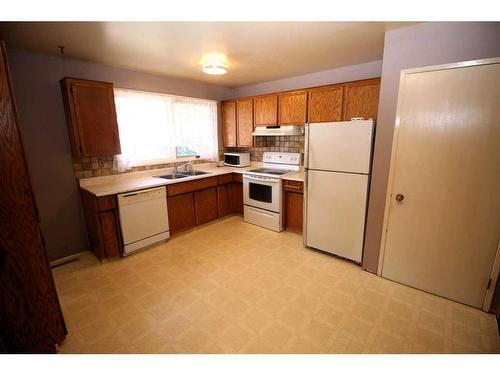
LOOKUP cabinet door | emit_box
[167,192,196,234]
[342,78,381,121]
[194,187,218,225]
[278,91,307,125]
[285,192,303,233]
[308,85,343,123]
[254,95,278,126]
[217,184,229,217]
[228,182,243,214]
[237,99,254,147]
[61,78,121,157]
[222,101,237,147]
[99,210,120,257]
[0,43,66,352]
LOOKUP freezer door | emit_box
[305,170,369,262]
[307,120,373,173]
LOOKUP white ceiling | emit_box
[0,22,414,88]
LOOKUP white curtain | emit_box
[113,88,218,172]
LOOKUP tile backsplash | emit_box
[223,135,305,163]
[73,135,305,179]
[72,156,208,179]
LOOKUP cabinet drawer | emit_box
[167,176,218,197]
[233,173,243,183]
[283,180,304,193]
[97,195,116,211]
[217,173,233,185]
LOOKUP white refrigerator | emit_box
[304,120,374,263]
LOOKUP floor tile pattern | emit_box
[53,216,500,353]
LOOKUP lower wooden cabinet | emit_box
[283,179,304,233]
[194,187,218,225]
[80,189,121,258]
[228,182,244,214]
[217,184,229,217]
[167,192,196,235]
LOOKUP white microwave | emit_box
[224,152,250,167]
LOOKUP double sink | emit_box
[156,170,210,180]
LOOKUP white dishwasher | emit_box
[117,186,169,256]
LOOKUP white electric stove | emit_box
[243,152,301,231]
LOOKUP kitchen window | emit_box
[113,88,218,171]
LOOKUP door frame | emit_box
[377,57,500,312]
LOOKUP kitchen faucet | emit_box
[173,161,193,175]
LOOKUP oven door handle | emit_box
[243,175,280,183]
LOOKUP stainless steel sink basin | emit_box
[155,170,210,179]
[182,170,210,176]
[156,174,189,179]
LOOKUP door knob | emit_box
[395,193,405,202]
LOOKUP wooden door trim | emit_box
[377,57,500,311]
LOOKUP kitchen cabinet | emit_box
[222,101,237,147]
[236,99,254,147]
[254,94,278,126]
[283,180,304,233]
[308,84,344,123]
[80,190,121,258]
[217,184,229,217]
[194,187,218,225]
[342,78,381,121]
[167,192,196,234]
[228,181,244,214]
[278,90,307,125]
[60,77,121,157]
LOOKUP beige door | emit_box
[381,60,500,309]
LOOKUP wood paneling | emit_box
[222,101,237,147]
[228,182,244,214]
[167,192,196,234]
[167,176,218,197]
[254,95,278,126]
[278,90,307,125]
[194,187,218,225]
[0,42,66,353]
[236,99,254,147]
[343,78,381,121]
[285,192,303,233]
[217,184,229,217]
[60,77,121,157]
[308,85,344,123]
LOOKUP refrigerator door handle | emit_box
[304,124,310,169]
[303,124,310,246]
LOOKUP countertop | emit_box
[80,162,262,197]
[282,170,305,182]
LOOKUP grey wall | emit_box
[7,47,233,261]
[229,60,382,98]
[363,22,500,274]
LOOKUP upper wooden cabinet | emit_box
[60,77,121,157]
[236,99,254,148]
[278,90,307,125]
[342,78,381,121]
[308,85,344,123]
[221,101,237,147]
[254,94,278,126]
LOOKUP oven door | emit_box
[243,174,281,213]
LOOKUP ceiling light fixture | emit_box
[201,53,228,75]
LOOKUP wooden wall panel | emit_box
[0,43,66,353]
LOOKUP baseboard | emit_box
[49,250,90,268]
